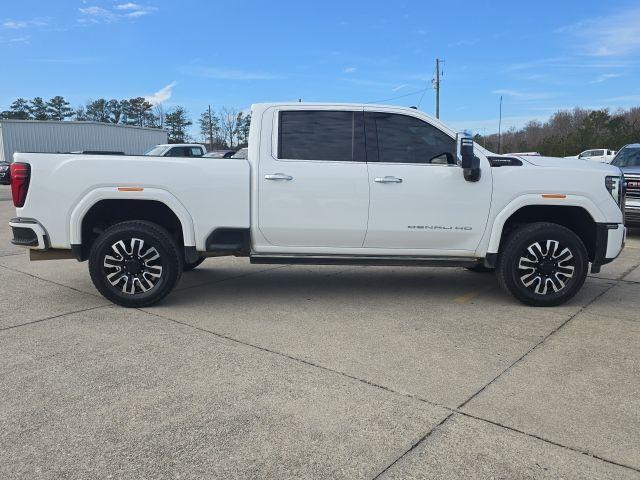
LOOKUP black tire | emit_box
[89,220,182,307]
[496,222,588,307]
[466,264,495,273]
[183,256,206,271]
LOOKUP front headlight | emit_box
[605,175,624,207]
[0,165,8,172]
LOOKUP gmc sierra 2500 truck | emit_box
[8,103,626,307]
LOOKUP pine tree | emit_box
[29,97,49,120]
[46,96,74,121]
[165,107,192,143]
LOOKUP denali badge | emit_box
[408,225,472,230]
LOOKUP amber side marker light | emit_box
[541,194,566,199]
[117,186,144,192]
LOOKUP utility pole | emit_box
[497,95,503,154]
[207,105,214,151]
[434,58,441,119]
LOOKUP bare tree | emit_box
[219,107,240,148]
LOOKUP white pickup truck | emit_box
[8,103,626,307]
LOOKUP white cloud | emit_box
[0,35,30,45]
[115,3,142,10]
[589,73,622,84]
[181,66,280,80]
[559,7,640,57]
[343,66,357,73]
[78,4,156,23]
[2,18,48,29]
[3,21,27,29]
[144,81,177,105]
[493,89,556,101]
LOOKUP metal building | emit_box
[0,120,168,162]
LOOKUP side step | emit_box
[250,254,479,267]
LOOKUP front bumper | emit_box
[591,222,625,273]
[9,218,49,250]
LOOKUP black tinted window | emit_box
[278,111,363,161]
[366,113,455,164]
[167,147,188,157]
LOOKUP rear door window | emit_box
[278,110,364,161]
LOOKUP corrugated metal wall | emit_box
[0,120,168,162]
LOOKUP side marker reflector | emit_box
[117,187,144,192]
[541,194,566,199]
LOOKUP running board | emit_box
[250,254,479,267]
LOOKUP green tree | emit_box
[29,97,49,120]
[165,106,192,143]
[85,98,110,122]
[1,98,31,119]
[235,112,251,147]
[107,99,124,124]
[74,106,88,121]
[46,96,74,121]
[124,97,155,127]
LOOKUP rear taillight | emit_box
[10,163,30,208]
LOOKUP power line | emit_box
[368,87,430,104]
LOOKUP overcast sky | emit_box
[1,0,640,135]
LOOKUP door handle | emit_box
[374,176,403,183]
[265,173,293,181]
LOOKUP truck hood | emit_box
[618,165,640,176]
[520,155,621,173]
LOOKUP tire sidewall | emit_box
[89,222,181,307]
[500,224,588,306]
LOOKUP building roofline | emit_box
[0,119,166,132]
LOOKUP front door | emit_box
[363,110,492,252]
[257,108,369,248]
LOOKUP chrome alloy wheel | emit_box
[517,240,575,295]
[103,238,163,294]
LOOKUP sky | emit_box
[1,0,640,137]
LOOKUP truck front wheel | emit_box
[496,222,588,307]
[88,220,182,307]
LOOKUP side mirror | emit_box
[456,133,481,182]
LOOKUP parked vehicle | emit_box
[8,103,626,308]
[0,161,9,185]
[204,150,236,158]
[611,144,640,226]
[231,148,248,159]
[144,144,206,157]
[567,149,616,163]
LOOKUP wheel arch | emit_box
[487,196,603,261]
[70,187,195,261]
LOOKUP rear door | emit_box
[257,107,369,248]
[363,109,492,252]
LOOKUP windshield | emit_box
[612,146,640,167]
[144,146,167,156]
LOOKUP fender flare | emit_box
[69,187,196,247]
[485,194,604,254]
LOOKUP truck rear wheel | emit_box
[88,220,182,307]
[496,222,588,307]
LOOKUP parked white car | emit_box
[566,149,616,163]
[8,103,626,308]
[144,144,206,157]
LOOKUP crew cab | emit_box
[144,143,206,157]
[8,103,626,307]
[567,149,616,163]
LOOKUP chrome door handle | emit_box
[374,176,403,183]
[265,173,293,181]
